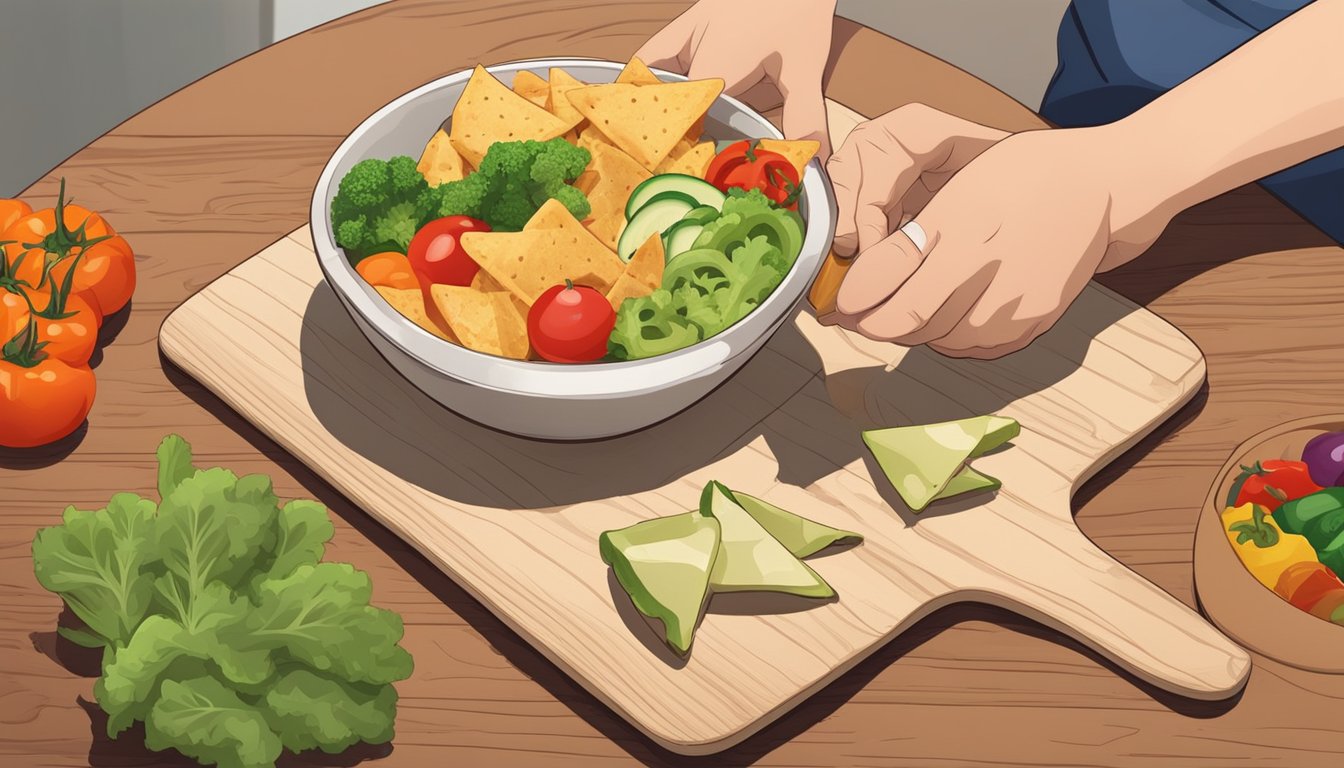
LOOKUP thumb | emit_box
[777,62,831,160]
[835,222,929,318]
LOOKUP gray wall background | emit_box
[0,0,1071,196]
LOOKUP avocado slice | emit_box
[699,482,835,598]
[862,415,1020,512]
[730,491,863,558]
[599,512,721,655]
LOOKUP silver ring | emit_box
[900,220,927,255]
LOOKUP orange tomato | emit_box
[356,251,418,289]
[0,199,32,234]
[48,235,135,317]
[0,289,29,341]
[0,357,96,448]
[23,290,100,367]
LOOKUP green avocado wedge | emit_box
[730,491,863,558]
[699,482,835,598]
[599,513,720,655]
[862,415,1020,512]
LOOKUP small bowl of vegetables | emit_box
[309,57,835,440]
[1194,416,1344,672]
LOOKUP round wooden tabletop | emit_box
[4,2,1344,766]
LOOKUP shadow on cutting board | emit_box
[296,281,1112,514]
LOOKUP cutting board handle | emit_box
[946,512,1250,699]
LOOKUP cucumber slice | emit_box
[682,205,720,225]
[662,219,705,262]
[617,197,694,262]
[626,174,726,220]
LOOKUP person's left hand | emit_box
[828,104,1172,359]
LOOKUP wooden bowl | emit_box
[1194,415,1344,673]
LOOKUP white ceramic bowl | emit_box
[311,58,836,440]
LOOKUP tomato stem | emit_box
[22,178,114,291]
[1,291,47,369]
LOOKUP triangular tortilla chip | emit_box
[565,79,723,170]
[376,286,456,343]
[615,56,661,85]
[758,138,820,178]
[581,142,652,251]
[652,138,695,174]
[450,65,570,167]
[490,292,530,359]
[470,268,505,293]
[605,233,664,310]
[547,67,587,132]
[512,70,550,107]
[657,141,715,178]
[461,225,625,306]
[417,129,466,186]
[861,415,1020,512]
[524,197,590,233]
[430,285,520,356]
[684,114,706,143]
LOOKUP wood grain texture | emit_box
[4,2,1344,766]
[155,100,1245,751]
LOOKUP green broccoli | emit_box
[330,156,436,263]
[433,138,592,231]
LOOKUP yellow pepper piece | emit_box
[1222,503,1318,589]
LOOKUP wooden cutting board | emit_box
[158,101,1249,755]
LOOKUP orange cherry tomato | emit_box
[3,182,134,317]
[0,357,96,448]
[0,289,29,341]
[27,290,100,367]
[0,199,32,234]
[356,251,419,289]
[49,235,136,317]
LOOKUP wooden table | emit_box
[3,2,1342,766]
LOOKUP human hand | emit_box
[637,0,836,158]
[828,104,1170,358]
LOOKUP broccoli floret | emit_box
[330,156,433,262]
[437,138,591,231]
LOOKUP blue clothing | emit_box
[1041,0,1343,244]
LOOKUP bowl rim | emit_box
[310,57,836,399]
[1193,414,1344,674]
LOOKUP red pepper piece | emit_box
[1228,459,1323,512]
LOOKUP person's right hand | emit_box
[637,0,837,158]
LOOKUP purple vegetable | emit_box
[1302,431,1344,487]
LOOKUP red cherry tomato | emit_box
[407,215,489,290]
[527,281,616,363]
[705,140,801,209]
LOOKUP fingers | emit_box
[690,57,761,98]
[853,247,997,347]
[828,135,921,258]
[835,227,925,317]
[636,14,693,72]
[777,61,831,159]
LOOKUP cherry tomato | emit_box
[4,183,135,316]
[356,251,419,289]
[27,290,100,367]
[705,140,801,209]
[0,356,96,448]
[527,281,616,363]
[49,236,135,317]
[0,199,31,234]
[407,216,489,290]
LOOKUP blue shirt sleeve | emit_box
[1041,0,1344,244]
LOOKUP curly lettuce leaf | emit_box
[145,676,282,768]
[262,669,397,754]
[246,563,413,686]
[607,288,702,360]
[32,493,159,648]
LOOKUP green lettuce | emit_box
[32,435,412,768]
